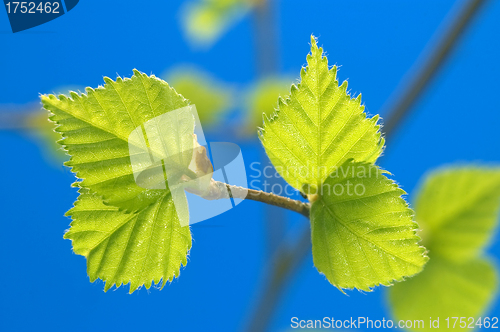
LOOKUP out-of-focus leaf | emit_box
[181,0,254,47]
[389,257,497,331]
[165,66,234,127]
[25,109,67,162]
[388,167,500,330]
[242,76,291,136]
[415,167,500,261]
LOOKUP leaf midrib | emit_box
[48,99,130,144]
[318,198,422,268]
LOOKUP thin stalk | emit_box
[252,0,285,255]
[213,181,310,218]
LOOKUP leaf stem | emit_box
[213,181,310,218]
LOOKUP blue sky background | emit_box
[0,0,499,331]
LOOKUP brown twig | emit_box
[230,183,310,218]
[212,181,310,218]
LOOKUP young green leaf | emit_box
[311,162,427,291]
[41,69,189,212]
[64,189,192,293]
[42,70,197,292]
[259,36,384,194]
[415,167,500,261]
[389,257,497,331]
[388,166,500,329]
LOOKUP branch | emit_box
[382,0,489,140]
[252,0,286,256]
[252,0,279,76]
[243,224,310,332]
[210,181,310,218]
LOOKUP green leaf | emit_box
[311,162,428,291]
[388,166,500,328]
[259,36,384,193]
[165,66,233,126]
[24,86,85,165]
[42,70,198,292]
[256,37,426,292]
[415,167,500,261]
[64,189,191,293]
[389,257,497,331]
[181,0,252,47]
[41,69,189,212]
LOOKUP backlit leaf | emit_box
[64,189,191,293]
[41,69,189,212]
[42,70,196,292]
[311,162,427,291]
[259,36,384,194]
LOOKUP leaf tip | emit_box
[103,281,114,292]
[309,34,323,59]
[355,93,362,104]
[310,34,317,47]
[132,68,143,77]
[103,76,114,85]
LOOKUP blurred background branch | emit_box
[381,0,490,140]
[0,103,39,130]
